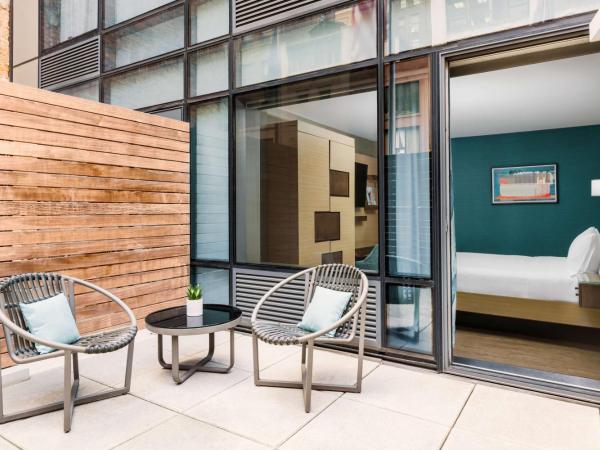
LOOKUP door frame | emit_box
[436,20,600,405]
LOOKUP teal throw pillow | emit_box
[20,293,81,354]
[298,286,352,336]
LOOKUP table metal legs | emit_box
[157,329,235,384]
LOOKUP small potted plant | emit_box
[186,283,203,317]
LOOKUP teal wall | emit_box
[452,125,600,257]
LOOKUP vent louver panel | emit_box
[234,269,380,345]
[40,38,100,90]
[234,0,340,33]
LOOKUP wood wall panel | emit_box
[0,81,190,367]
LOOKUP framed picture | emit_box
[492,164,558,204]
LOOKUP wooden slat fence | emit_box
[0,81,190,367]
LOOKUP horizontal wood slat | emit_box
[0,140,189,173]
[0,125,189,164]
[0,81,188,132]
[0,109,189,152]
[0,82,191,367]
[0,95,189,143]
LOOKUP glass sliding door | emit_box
[448,41,600,388]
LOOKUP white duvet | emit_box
[457,252,578,303]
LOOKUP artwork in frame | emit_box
[492,164,558,204]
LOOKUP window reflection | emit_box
[386,0,432,54]
[235,0,376,87]
[386,285,433,354]
[103,58,184,110]
[191,99,229,261]
[385,57,431,278]
[43,0,97,49]
[103,6,184,71]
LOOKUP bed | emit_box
[457,252,600,328]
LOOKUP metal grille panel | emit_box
[40,38,100,90]
[233,268,380,345]
[234,0,343,33]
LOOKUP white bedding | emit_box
[457,252,578,303]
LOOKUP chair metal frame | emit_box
[0,273,137,432]
[251,264,369,413]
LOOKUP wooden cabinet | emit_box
[260,120,355,267]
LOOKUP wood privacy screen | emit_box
[0,81,190,367]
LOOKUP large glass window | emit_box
[104,0,175,27]
[103,7,184,71]
[236,69,379,270]
[103,58,184,110]
[191,99,229,261]
[193,267,230,305]
[57,80,99,102]
[190,0,229,44]
[189,43,229,98]
[385,57,431,278]
[386,285,433,354]
[386,0,432,55]
[43,0,98,49]
[235,0,376,87]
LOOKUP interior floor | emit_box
[454,326,600,381]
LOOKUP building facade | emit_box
[9,1,600,403]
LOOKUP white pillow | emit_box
[567,227,600,275]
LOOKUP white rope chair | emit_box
[251,264,369,412]
[0,273,137,432]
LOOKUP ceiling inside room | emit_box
[280,91,377,142]
[450,52,600,138]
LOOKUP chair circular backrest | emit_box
[0,273,68,357]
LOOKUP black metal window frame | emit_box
[34,0,600,391]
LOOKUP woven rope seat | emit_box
[0,272,138,432]
[75,326,137,354]
[251,264,369,413]
[252,321,310,346]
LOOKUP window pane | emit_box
[386,285,432,354]
[103,7,184,71]
[104,0,174,27]
[235,0,376,87]
[385,57,431,278]
[236,69,379,270]
[189,43,229,97]
[57,80,99,101]
[103,58,183,110]
[386,0,432,54]
[193,267,230,305]
[152,108,182,120]
[191,99,229,261]
[190,0,229,44]
[536,0,600,21]
[445,0,530,41]
[43,0,97,49]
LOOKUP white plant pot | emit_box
[186,297,203,316]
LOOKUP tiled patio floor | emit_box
[1,330,599,450]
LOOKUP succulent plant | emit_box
[186,283,203,300]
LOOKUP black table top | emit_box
[145,304,242,330]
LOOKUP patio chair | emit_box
[251,264,369,413]
[0,273,137,432]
